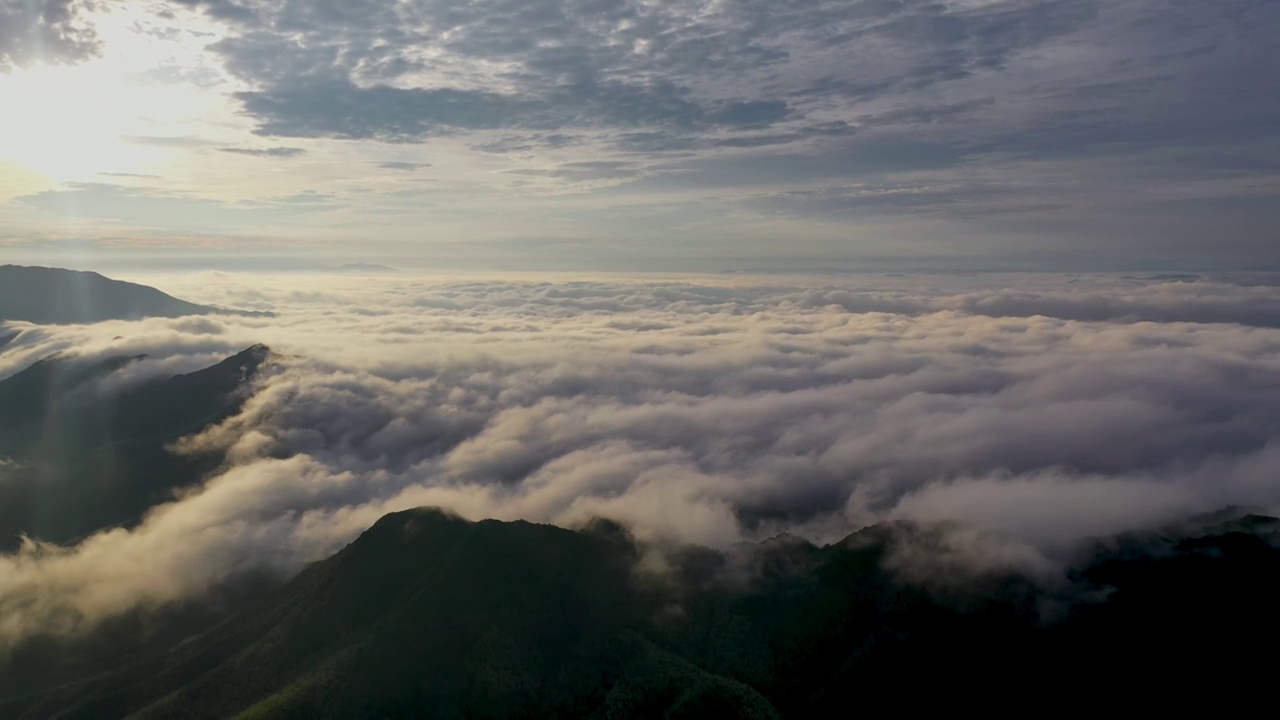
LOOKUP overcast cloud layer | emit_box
[1,271,1279,645]
[1,0,1277,268]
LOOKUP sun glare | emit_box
[0,4,227,185]
[0,65,156,181]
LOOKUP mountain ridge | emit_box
[0,344,273,549]
[0,266,271,324]
[3,506,1275,717]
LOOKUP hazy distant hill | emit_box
[333,263,398,273]
[4,508,1276,718]
[0,266,267,324]
[0,345,271,548]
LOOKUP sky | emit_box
[0,0,1278,271]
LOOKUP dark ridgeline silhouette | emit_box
[0,345,272,550]
[0,265,269,324]
[2,507,1275,718]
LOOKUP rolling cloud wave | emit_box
[1,271,1278,646]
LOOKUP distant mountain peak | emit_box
[0,265,271,324]
[346,507,474,555]
[333,263,398,273]
[234,343,273,361]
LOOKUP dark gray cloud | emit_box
[747,182,1012,219]
[149,0,1279,263]
[507,160,642,184]
[123,135,217,148]
[171,0,1105,147]
[168,0,258,23]
[185,0,1102,146]
[852,98,996,129]
[474,133,581,154]
[217,146,307,158]
[0,0,98,71]
[231,76,794,142]
[377,161,431,172]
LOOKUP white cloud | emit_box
[1,271,1279,646]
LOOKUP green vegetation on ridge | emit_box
[2,508,1276,718]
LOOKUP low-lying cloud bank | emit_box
[1,271,1279,645]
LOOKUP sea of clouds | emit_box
[1,271,1279,643]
